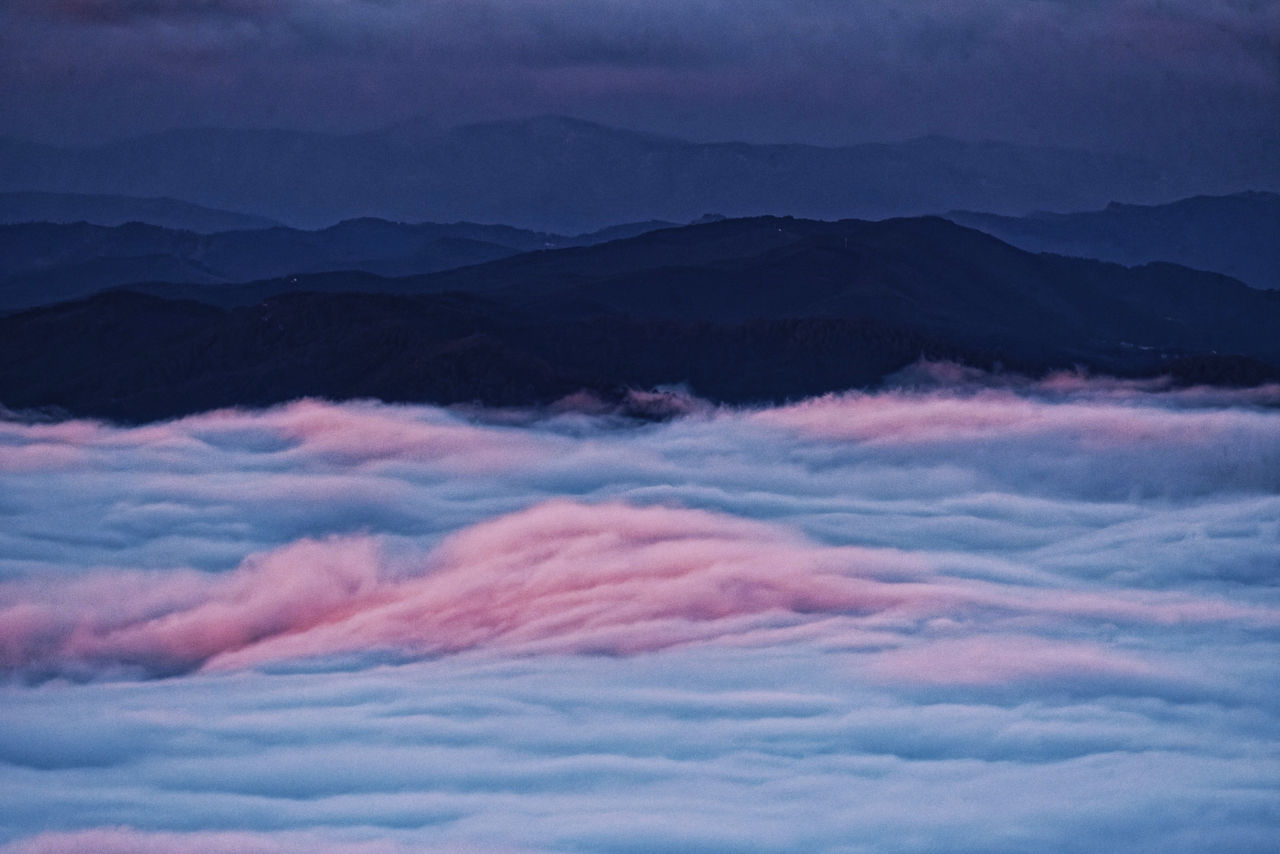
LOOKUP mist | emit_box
[1,367,1277,851]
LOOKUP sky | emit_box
[1,0,1278,167]
[1,366,1278,851]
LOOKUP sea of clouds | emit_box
[1,365,1277,853]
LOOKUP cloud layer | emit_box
[2,0,1276,165]
[1,371,1277,851]
[2,498,1271,682]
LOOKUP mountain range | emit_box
[948,191,1280,291]
[2,214,1275,422]
[0,191,281,232]
[3,191,1274,314]
[3,116,1261,233]
[0,217,675,312]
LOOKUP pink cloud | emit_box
[1,499,1271,679]
[753,386,1280,449]
[0,398,553,477]
[0,442,87,472]
[204,500,921,669]
[0,501,919,676]
[0,417,104,472]
[217,398,554,472]
[0,536,384,675]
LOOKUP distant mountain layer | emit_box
[6,190,1275,314]
[2,216,1276,422]
[0,191,280,232]
[0,218,675,311]
[0,116,1250,232]
[947,192,1280,291]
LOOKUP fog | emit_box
[1,366,1277,851]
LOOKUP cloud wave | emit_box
[2,497,1271,681]
[1,373,1277,852]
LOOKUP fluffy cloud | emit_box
[0,372,1277,851]
[2,498,1271,681]
[1,647,1276,852]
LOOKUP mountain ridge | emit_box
[0,116,1234,232]
[0,217,679,312]
[2,214,1276,422]
[0,191,281,232]
[947,191,1280,290]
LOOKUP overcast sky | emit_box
[2,1,1277,161]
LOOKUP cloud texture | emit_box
[2,0,1277,165]
[1,370,1278,851]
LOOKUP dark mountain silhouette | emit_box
[303,215,1280,365]
[0,116,1228,232]
[947,192,1280,291]
[0,191,280,232]
[0,218,677,311]
[0,289,971,422]
[1,216,1276,422]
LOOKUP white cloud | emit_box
[0,374,1277,851]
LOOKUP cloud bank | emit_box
[2,498,1271,682]
[0,371,1277,851]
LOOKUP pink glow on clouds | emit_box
[0,442,86,472]
[202,500,919,669]
[0,418,101,472]
[753,386,1280,448]
[1,500,1272,681]
[212,398,554,471]
[0,537,385,674]
[0,397,554,475]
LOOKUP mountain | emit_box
[0,289,971,422]
[370,215,1280,366]
[0,217,676,311]
[947,192,1280,291]
[2,215,1276,422]
[0,191,280,232]
[0,116,1242,233]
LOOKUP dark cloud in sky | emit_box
[1,0,1276,169]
